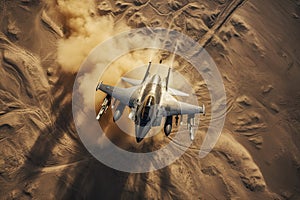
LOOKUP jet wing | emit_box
[161,93,205,116]
[121,77,142,86]
[168,88,189,97]
[96,82,138,107]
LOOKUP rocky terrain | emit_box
[0,0,300,199]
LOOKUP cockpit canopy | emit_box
[145,95,155,107]
[141,95,155,123]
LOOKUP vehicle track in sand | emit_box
[199,0,248,48]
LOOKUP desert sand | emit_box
[0,0,300,199]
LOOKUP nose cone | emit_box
[135,125,151,143]
[136,137,144,143]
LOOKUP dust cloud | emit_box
[55,0,129,73]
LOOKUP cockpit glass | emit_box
[141,96,155,120]
[146,96,155,106]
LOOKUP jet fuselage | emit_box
[134,74,163,142]
[96,61,205,143]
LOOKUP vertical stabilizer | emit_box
[166,67,171,91]
[142,61,152,83]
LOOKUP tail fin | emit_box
[165,67,171,91]
[142,61,152,83]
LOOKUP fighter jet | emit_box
[96,61,205,142]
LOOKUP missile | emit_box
[187,114,195,140]
[164,116,173,136]
[190,128,195,141]
[175,115,179,126]
[96,109,104,120]
[111,98,117,109]
[96,95,111,120]
[113,103,125,122]
[128,108,137,121]
[180,115,183,125]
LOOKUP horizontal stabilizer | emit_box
[168,88,189,97]
[121,77,142,86]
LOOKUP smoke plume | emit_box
[55,0,129,73]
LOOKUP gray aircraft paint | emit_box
[72,27,226,173]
